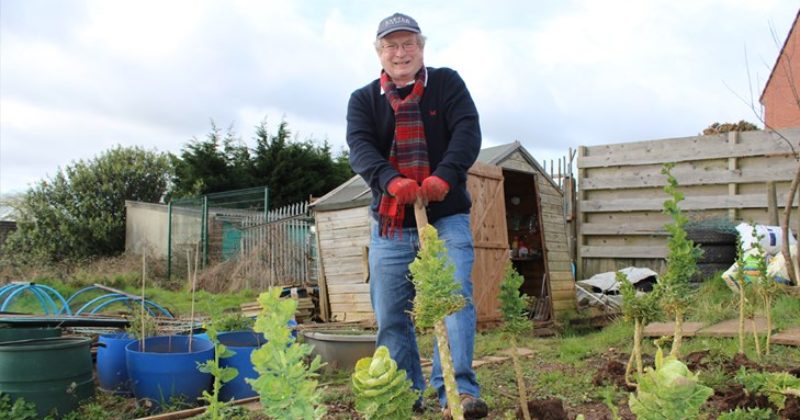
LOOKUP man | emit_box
[346,12,488,419]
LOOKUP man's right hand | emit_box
[387,177,419,205]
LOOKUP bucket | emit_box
[0,337,94,418]
[0,327,61,343]
[125,335,214,407]
[217,331,267,401]
[97,332,136,395]
[301,330,377,372]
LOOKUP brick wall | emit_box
[762,13,800,129]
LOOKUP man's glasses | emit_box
[381,42,419,53]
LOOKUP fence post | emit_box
[727,131,739,221]
[167,201,173,281]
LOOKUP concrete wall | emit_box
[125,201,169,257]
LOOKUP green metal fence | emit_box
[167,187,317,290]
[167,186,268,282]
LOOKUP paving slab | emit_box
[771,326,800,346]
[643,321,707,337]
[698,317,770,338]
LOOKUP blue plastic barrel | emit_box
[217,331,267,401]
[125,336,214,407]
[216,319,297,401]
[97,333,135,395]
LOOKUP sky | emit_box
[1,0,798,195]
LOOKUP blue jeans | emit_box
[369,212,479,407]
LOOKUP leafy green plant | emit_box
[618,270,660,385]
[628,345,713,419]
[197,324,239,420]
[208,311,254,332]
[746,224,784,355]
[409,225,466,420]
[656,163,702,358]
[717,407,778,420]
[498,262,532,420]
[0,392,38,420]
[735,367,800,411]
[350,346,418,419]
[125,309,158,341]
[247,288,325,419]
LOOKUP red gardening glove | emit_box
[387,177,420,205]
[420,176,450,204]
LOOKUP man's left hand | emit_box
[420,176,450,204]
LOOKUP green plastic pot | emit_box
[0,337,94,418]
[0,327,61,343]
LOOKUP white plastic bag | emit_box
[735,223,797,256]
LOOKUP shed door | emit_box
[467,162,508,323]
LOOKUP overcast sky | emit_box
[1,0,797,195]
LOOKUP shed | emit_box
[311,141,576,324]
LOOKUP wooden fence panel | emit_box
[577,128,800,279]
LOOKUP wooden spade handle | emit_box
[414,198,428,244]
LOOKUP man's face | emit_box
[378,31,424,85]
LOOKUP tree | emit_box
[701,120,760,135]
[171,122,254,197]
[173,118,353,208]
[3,146,172,263]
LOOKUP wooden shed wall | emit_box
[576,128,800,279]
[316,162,510,323]
[535,173,576,314]
[314,206,372,322]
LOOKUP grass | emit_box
[4,256,800,419]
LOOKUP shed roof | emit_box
[311,141,556,211]
[0,206,16,222]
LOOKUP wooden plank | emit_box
[581,222,667,236]
[546,260,573,271]
[315,206,368,222]
[771,327,800,346]
[698,317,770,338]
[552,300,577,311]
[330,311,375,322]
[468,161,505,180]
[643,321,707,337]
[539,194,563,206]
[319,237,369,251]
[578,130,799,169]
[325,274,369,285]
[550,280,576,292]
[580,164,798,190]
[546,251,571,262]
[580,192,799,213]
[329,302,374,312]
[328,293,372,304]
[318,225,369,241]
[581,245,667,259]
[551,289,576,301]
[320,248,365,262]
[327,283,370,294]
[549,271,574,282]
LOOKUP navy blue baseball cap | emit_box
[376,13,421,39]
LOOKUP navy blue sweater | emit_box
[346,67,482,226]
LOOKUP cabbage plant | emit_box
[351,346,418,419]
[628,346,713,419]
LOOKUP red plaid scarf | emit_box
[378,68,430,237]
